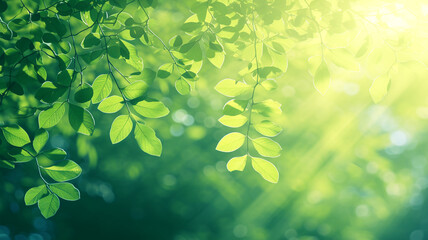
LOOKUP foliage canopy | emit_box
[0,0,427,220]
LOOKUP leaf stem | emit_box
[98,22,133,117]
[245,2,261,157]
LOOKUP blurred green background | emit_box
[2,1,428,240]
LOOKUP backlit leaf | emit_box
[216,132,246,152]
[25,185,48,206]
[98,95,124,113]
[42,160,82,182]
[253,121,282,137]
[132,100,169,118]
[33,129,49,153]
[68,104,95,136]
[175,78,191,95]
[134,123,162,156]
[223,99,248,116]
[1,125,31,147]
[251,157,279,183]
[215,79,251,97]
[38,193,60,219]
[110,115,133,144]
[218,115,248,128]
[123,81,148,100]
[227,155,247,172]
[252,137,281,158]
[38,102,66,128]
[92,74,113,104]
[50,183,80,201]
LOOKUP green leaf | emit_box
[252,99,281,117]
[181,71,197,81]
[42,33,59,43]
[0,160,15,169]
[132,100,169,118]
[108,43,121,59]
[25,185,48,206]
[82,33,100,48]
[223,99,248,116]
[8,147,33,163]
[98,95,124,113]
[251,157,279,183]
[38,102,66,128]
[218,115,248,128]
[313,60,330,95]
[130,26,145,39]
[56,2,72,16]
[207,49,225,69]
[227,155,247,172]
[170,35,183,48]
[251,137,282,158]
[57,69,73,86]
[157,63,174,78]
[16,37,34,52]
[42,160,82,182]
[92,74,113,104]
[215,79,251,97]
[37,148,67,167]
[38,193,60,219]
[68,104,95,136]
[369,74,391,103]
[35,81,67,103]
[140,68,157,85]
[74,83,94,103]
[33,129,49,153]
[50,183,80,201]
[110,115,133,144]
[253,121,282,137]
[260,79,278,91]
[122,81,148,100]
[175,78,191,95]
[216,132,246,152]
[134,123,162,156]
[10,82,24,96]
[1,125,31,147]
[110,0,127,8]
[181,22,202,33]
[121,40,144,71]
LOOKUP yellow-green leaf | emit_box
[42,160,82,182]
[215,79,251,97]
[132,100,169,118]
[38,102,66,128]
[251,157,279,183]
[227,155,247,172]
[253,121,282,137]
[50,182,80,201]
[218,115,247,128]
[92,74,113,103]
[252,137,282,157]
[24,185,48,206]
[98,95,124,113]
[216,132,246,152]
[110,115,133,144]
[38,193,60,219]
[134,122,162,156]
[1,125,31,147]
